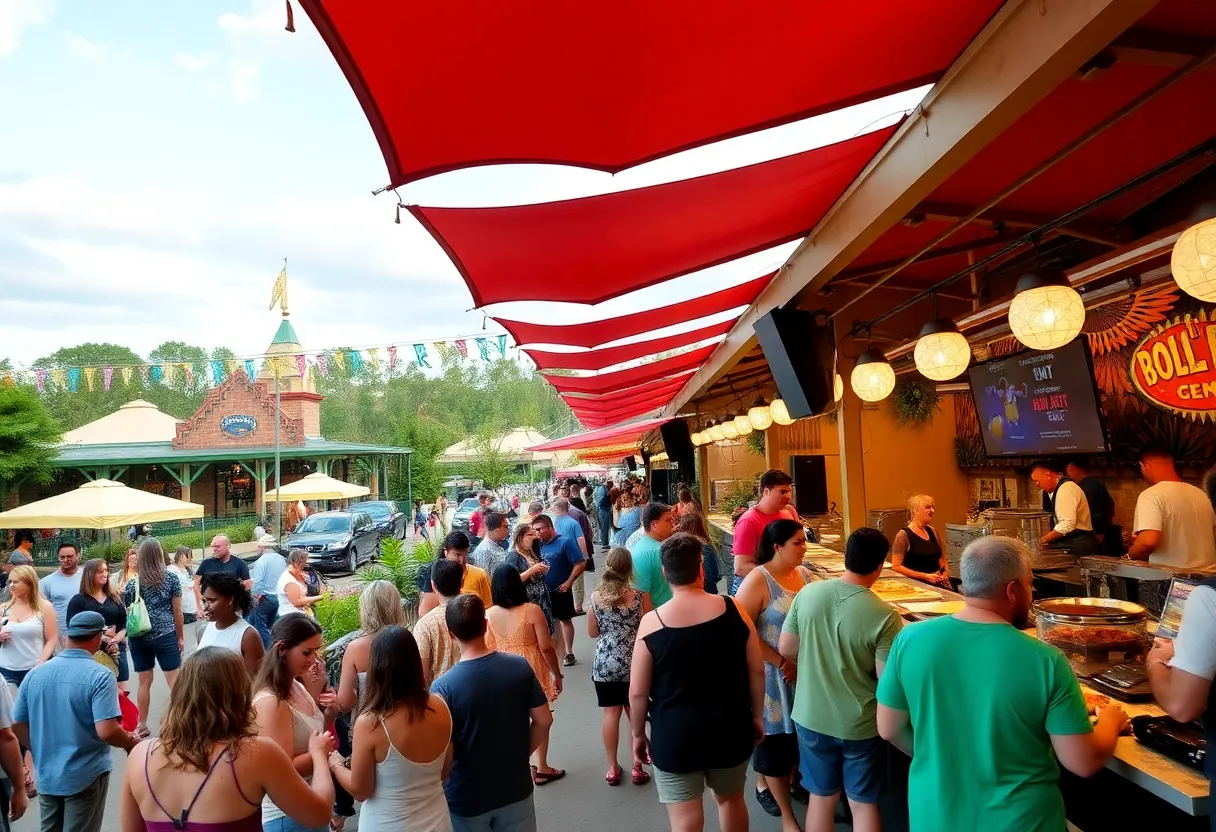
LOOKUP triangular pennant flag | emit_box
[244,360,257,379]
[82,367,96,391]
[349,350,363,373]
[225,359,238,377]
[0,373,12,388]
[476,337,491,361]
[315,353,328,377]
[34,369,46,392]
[120,366,133,386]
[139,365,150,385]
[162,363,176,384]
[332,350,346,372]
[434,342,451,362]
[454,339,468,358]
[387,346,398,372]
[103,366,113,391]
[67,368,81,392]
[150,365,163,384]
[50,368,67,389]
[413,344,431,368]
[497,334,507,358]
[210,360,224,385]
[295,354,307,378]
[366,348,379,374]
[182,363,194,386]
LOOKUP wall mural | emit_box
[954,285,1216,467]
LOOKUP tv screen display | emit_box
[967,340,1108,457]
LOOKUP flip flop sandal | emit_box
[533,768,566,786]
[605,765,622,786]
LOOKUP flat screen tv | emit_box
[967,339,1108,458]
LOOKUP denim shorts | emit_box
[263,816,327,832]
[0,668,29,689]
[795,724,886,804]
[129,631,181,673]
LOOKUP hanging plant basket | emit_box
[890,376,941,427]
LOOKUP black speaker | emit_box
[790,455,828,515]
[650,468,677,504]
[753,308,836,419]
[659,419,695,470]
[623,455,637,472]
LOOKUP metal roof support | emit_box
[662,0,1159,418]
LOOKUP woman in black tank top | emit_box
[891,494,950,588]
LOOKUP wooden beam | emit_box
[661,0,1160,419]
[1110,28,1216,68]
[915,201,1132,247]
[831,231,1022,282]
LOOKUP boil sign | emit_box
[1130,311,1216,420]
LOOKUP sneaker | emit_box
[790,782,811,804]
[562,654,577,667]
[755,787,781,817]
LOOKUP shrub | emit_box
[356,537,435,604]
[87,520,258,563]
[315,593,361,646]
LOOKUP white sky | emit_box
[0,0,927,369]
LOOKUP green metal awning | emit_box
[51,438,412,467]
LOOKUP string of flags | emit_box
[2,334,514,392]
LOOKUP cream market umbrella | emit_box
[263,472,370,502]
[0,479,204,529]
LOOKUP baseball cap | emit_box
[66,610,107,639]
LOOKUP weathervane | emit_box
[269,259,289,317]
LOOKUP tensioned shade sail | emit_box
[527,320,733,372]
[497,274,772,348]
[298,0,1002,187]
[263,473,371,502]
[563,377,691,413]
[570,397,672,420]
[543,346,715,395]
[410,124,898,306]
[0,479,203,530]
[527,418,669,452]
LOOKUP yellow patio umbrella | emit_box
[0,479,204,529]
[263,472,370,502]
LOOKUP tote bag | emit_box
[126,578,152,638]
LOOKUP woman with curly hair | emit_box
[198,572,265,675]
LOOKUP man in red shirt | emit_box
[730,470,799,594]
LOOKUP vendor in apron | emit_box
[1030,461,1101,556]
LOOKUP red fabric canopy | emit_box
[543,346,714,395]
[410,124,897,306]
[497,274,771,349]
[569,393,674,419]
[526,320,731,372]
[527,417,669,452]
[562,373,694,406]
[299,0,1001,186]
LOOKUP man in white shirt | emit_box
[1129,446,1216,570]
[1031,461,1100,555]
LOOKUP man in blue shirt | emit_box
[15,611,137,832]
[532,514,585,666]
[248,535,287,648]
[432,595,552,832]
[594,480,613,549]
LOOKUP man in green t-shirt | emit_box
[779,527,901,832]
[629,502,676,606]
[876,536,1128,832]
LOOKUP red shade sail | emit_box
[410,125,898,306]
[562,374,694,406]
[527,417,669,452]
[543,346,714,395]
[298,0,1002,187]
[527,320,732,372]
[497,274,772,349]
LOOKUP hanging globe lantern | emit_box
[691,431,704,446]
[1172,215,1216,301]
[770,398,795,426]
[721,414,739,440]
[733,410,753,436]
[850,349,896,402]
[833,373,844,402]
[706,420,724,442]
[914,318,971,381]
[1007,268,1084,350]
[747,397,773,431]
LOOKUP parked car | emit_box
[355,500,407,540]
[450,497,481,534]
[285,510,379,574]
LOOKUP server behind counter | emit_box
[1030,461,1101,556]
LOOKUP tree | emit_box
[33,343,147,430]
[463,430,514,490]
[0,385,63,499]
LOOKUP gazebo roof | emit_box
[61,400,182,446]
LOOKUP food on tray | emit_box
[1083,691,1110,715]
[1042,624,1143,650]
[870,579,941,602]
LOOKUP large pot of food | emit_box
[1033,597,1149,676]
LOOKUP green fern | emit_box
[355,536,436,603]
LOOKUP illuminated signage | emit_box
[1130,311,1216,421]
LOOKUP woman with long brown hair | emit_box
[676,512,722,594]
[588,547,651,786]
[121,647,335,832]
[117,547,139,592]
[330,627,452,831]
[124,537,184,738]
[67,558,129,689]
[254,615,338,832]
[503,524,552,634]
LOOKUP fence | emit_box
[23,512,261,565]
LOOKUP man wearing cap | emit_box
[0,547,32,604]
[14,611,137,832]
[248,535,287,648]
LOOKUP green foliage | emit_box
[746,430,766,457]
[719,479,757,514]
[890,376,941,427]
[85,520,257,562]
[0,385,63,498]
[315,593,362,646]
[460,430,514,490]
[356,537,434,604]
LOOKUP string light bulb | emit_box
[834,374,844,402]
[706,420,724,442]
[1008,268,1084,350]
[914,318,971,381]
[1172,214,1216,301]
[770,398,794,426]
[747,397,773,431]
[850,349,896,402]
[721,413,739,440]
[733,409,753,436]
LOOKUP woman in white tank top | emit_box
[0,565,57,685]
[197,572,264,675]
[330,626,452,832]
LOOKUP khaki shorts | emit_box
[653,760,750,804]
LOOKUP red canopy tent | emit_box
[409,124,898,306]
[298,0,1002,186]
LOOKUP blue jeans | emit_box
[597,507,611,548]
[263,817,326,832]
[795,724,886,804]
[250,595,279,648]
[450,796,536,832]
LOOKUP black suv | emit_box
[285,510,379,574]
[356,500,407,540]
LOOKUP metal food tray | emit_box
[870,579,944,604]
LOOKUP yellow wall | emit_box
[705,441,768,485]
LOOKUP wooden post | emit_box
[697,444,711,510]
[836,348,868,534]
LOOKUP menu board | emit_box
[1156,578,1199,640]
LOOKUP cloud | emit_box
[0,0,51,57]
[64,32,105,62]
[175,51,215,72]
[230,59,260,103]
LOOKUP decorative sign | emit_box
[219,414,258,438]
[1130,311,1216,421]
